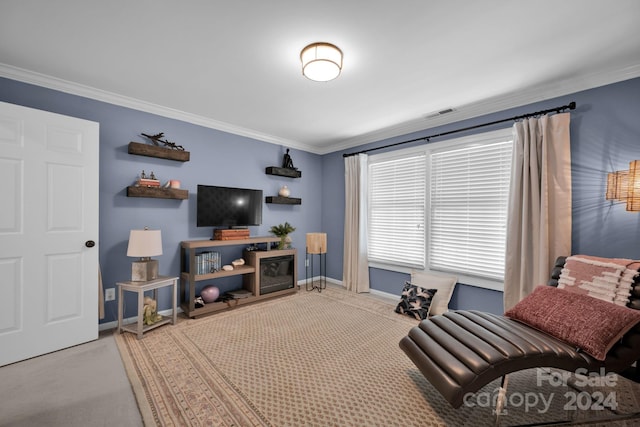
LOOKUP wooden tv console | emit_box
[180,237,297,318]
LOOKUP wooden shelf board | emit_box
[120,317,172,334]
[128,141,190,162]
[185,264,256,281]
[180,287,297,318]
[266,196,301,205]
[265,166,301,178]
[127,186,188,200]
[180,298,249,318]
[181,236,280,249]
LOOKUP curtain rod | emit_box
[342,101,576,158]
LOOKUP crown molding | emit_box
[0,63,322,154]
[2,62,639,157]
[319,63,640,155]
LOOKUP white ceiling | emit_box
[1,1,639,154]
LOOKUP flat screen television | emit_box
[197,185,263,228]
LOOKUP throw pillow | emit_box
[395,281,438,320]
[410,271,457,315]
[505,286,640,361]
[558,255,640,306]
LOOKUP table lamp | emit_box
[127,228,163,281]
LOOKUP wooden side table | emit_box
[117,276,178,339]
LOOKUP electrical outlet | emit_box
[305,258,309,267]
[105,288,116,301]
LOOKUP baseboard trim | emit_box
[368,288,399,302]
[100,278,345,331]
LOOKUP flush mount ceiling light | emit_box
[300,42,343,82]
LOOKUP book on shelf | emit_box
[194,251,221,275]
[137,178,161,187]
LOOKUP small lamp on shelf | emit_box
[127,228,163,281]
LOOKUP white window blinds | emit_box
[368,153,426,268]
[429,140,513,280]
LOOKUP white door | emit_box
[0,101,99,367]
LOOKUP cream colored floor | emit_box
[0,330,142,427]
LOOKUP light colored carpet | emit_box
[115,285,640,426]
[0,331,143,427]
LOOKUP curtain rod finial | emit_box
[568,101,576,110]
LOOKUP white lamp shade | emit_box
[301,42,343,82]
[127,229,163,257]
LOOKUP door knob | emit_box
[85,240,96,248]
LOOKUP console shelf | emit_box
[180,236,297,318]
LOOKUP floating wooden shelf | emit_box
[128,141,190,162]
[265,166,301,178]
[266,196,301,205]
[127,186,188,200]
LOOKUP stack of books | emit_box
[194,251,221,275]
[137,178,160,187]
[135,171,160,187]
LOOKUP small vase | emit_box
[279,186,290,197]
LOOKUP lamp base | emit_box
[131,259,159,282]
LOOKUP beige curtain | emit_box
[343,154,370,293]
[503,113,572,310]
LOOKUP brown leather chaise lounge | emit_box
[399,256,640,416]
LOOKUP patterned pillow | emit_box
[558,255,640,306]
[505,286,640,361]
[395,281,438,320]
[410,271,457,315]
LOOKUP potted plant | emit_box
[269,222,296,249]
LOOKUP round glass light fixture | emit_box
[300,42,343,82]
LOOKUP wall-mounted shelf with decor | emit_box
[127,186,188,200]
[266,196,301,205]
[265,166,301,178]
[128,141,190,162]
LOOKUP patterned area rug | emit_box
[115,285,640,426]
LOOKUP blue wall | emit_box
[2,76,640,321]
[0,77,322,323]
[321,77,640,315]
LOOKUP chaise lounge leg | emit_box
[494,375,509,426]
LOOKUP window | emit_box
[368,153,426,268]
[367,128,513,290]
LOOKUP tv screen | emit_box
[197,185,263,227]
